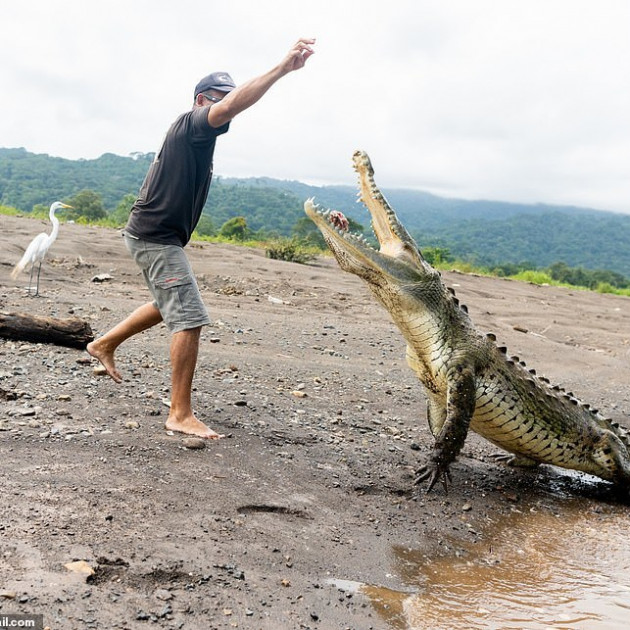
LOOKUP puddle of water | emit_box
[332,499,630,630]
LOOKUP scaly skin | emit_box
[305,150,630,491]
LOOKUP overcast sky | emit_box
[1,0,629,214]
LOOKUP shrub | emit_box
[596,282,615,294]
[511,270,554,285]
[265,238,316,264]
[422,246,453,266]
[219,216,249,241]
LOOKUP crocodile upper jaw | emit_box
[304,150,428,284]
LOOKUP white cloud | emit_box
[0,0,628,213]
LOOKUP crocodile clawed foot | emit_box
[488,452,514,465]
[415,461,453,493]
[488,452,540,468]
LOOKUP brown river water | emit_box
[332,484,630,630]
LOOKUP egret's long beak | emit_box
[61,203,73,209]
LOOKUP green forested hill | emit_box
[208,179,305,235]
[223,178,630,276]
[2,148,630,276]
[0,147,154,209]
[417,211,630,275]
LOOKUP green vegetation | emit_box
[208,180,304,235]
[218,216,249,241]
[4,200,628,296]
[265,237,317,264]
[1,147,629,296]
[431,259,630,297]
[0,203,21,216]
[415,211,630,278]
[0,147,153,209]
[510,269,555,285]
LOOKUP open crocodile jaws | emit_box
[304,150,630,492]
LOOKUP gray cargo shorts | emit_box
[123,233,210,333]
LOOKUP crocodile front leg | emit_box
[415,363,476,491]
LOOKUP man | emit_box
[87,38,316,439]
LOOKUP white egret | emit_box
[11,201,73,296]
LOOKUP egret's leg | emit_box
[26,263,38,295]
[34,262,43,297]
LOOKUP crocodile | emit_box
[304,150,630,491]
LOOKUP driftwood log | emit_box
[0,311,94,349]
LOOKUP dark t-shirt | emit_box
[125,106,230,247]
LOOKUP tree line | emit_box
[2,147,629,287]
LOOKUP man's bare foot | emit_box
[165,414,224,439]
[86,340,122,384]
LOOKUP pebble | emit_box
[64,560,95,576]
[91,273,113,283]
[154,588,173,601]
[182,437,206,450]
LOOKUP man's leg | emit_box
[87,302,163,383]
[164,326,223,439]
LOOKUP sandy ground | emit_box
[1,213,630,630]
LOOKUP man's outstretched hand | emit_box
[282,38,316,73]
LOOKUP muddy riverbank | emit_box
[1,214,629,629]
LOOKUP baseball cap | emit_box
[194,72,236,97]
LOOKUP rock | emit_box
[158,604,172,618]
[64,560,95,576]
[0,591,17,599]
[91,273,113,283]
[182,437,206,450]
[154,588,173,601]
